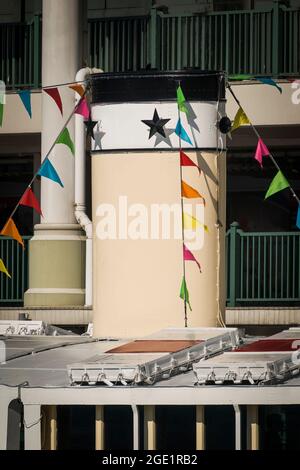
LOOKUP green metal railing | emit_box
[88,3,300,76]
[0,15,41,89]
[0,237,30,304]
[1,4,299,88]
[226,222,300,307]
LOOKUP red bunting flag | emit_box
[19,188,43,216]
[180,151,201,175]
[183,244,202,272]
[44,88,63,115]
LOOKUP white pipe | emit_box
[234,404,241,450]
[131,405,139,450]
[74,67,103,306]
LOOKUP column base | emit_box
[24,224,86,308]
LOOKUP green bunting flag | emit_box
[180,276,192,311]
[177,86,188,114]
[265,171,290,199]
[56,128,75,156]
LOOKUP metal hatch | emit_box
[68,327,241,386]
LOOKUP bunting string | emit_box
[0,83,89,258]
[227,83,300,209]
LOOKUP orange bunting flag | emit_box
[69,83,85,97]
[182,181,205,204]
[0,218,24,248]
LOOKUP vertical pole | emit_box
[272,0,280,77]
[196,405,205,450]
[41,405,57,450]
[33,14,40,88]
[144,405,156,450]
[234,404,241,450]
[228,222,239,307]
[247,405,259,450]
[131,405,139,450]
[0,401,8,450]
[150,8,158,69]
[24,404,41,450]
[95,405,105,450]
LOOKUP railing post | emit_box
[33,14,41,89]
[228,222,240,307]
[149,8,158,69]
[271,0,281,77]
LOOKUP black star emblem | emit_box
[84,118,98,139]
[142,109,170,139]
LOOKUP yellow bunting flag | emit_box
[231,107,250,132]
[183,212,208,232]
[182,181,205,204]
[69,83,85,97]
[0,259,11,278]
[0,218,24,248]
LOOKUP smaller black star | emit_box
[142,109,170,139]
[84,118,98,139]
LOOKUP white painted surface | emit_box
[40,0,80,225]
[91,101,225,150]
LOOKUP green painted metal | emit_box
[0,16,42,89]
[226,223,300,307]
[88,4,300,77]
[0,237,30,304]
[1,4,300,88]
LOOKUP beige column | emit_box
[92,150,226,337]
[144,406,156,450]
[24,0,86,307]
[196,405,205,450]
[95,405,105,450]
[247,405,259,450]
[41,405,57,450]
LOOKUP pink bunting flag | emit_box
[255,138,270,168]
[183,244,202,272]
[75,98,90,120]
[44,88,63,115]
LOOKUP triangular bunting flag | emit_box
[69,83,85,97]
[265,171,290,199]
[38,159,64,187]
[255,77,282,94]
[183,244,201,272]
[182,181,205,203]
[18,90,32,118]
[0,218,24,248]
[296,205,300,230]
[20,188,43,216]
[177,86,188,114]
[183,212,208,232]
[179,276,192,311]
[56,128,75,156]
[75,98,90,120]
[0,259,11,278]
[175,119,192,145]
[254,138,270,168]
[180,151,201,175]
[44,87,63,115]
[231,107,250,132]
[0,102,3,127]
